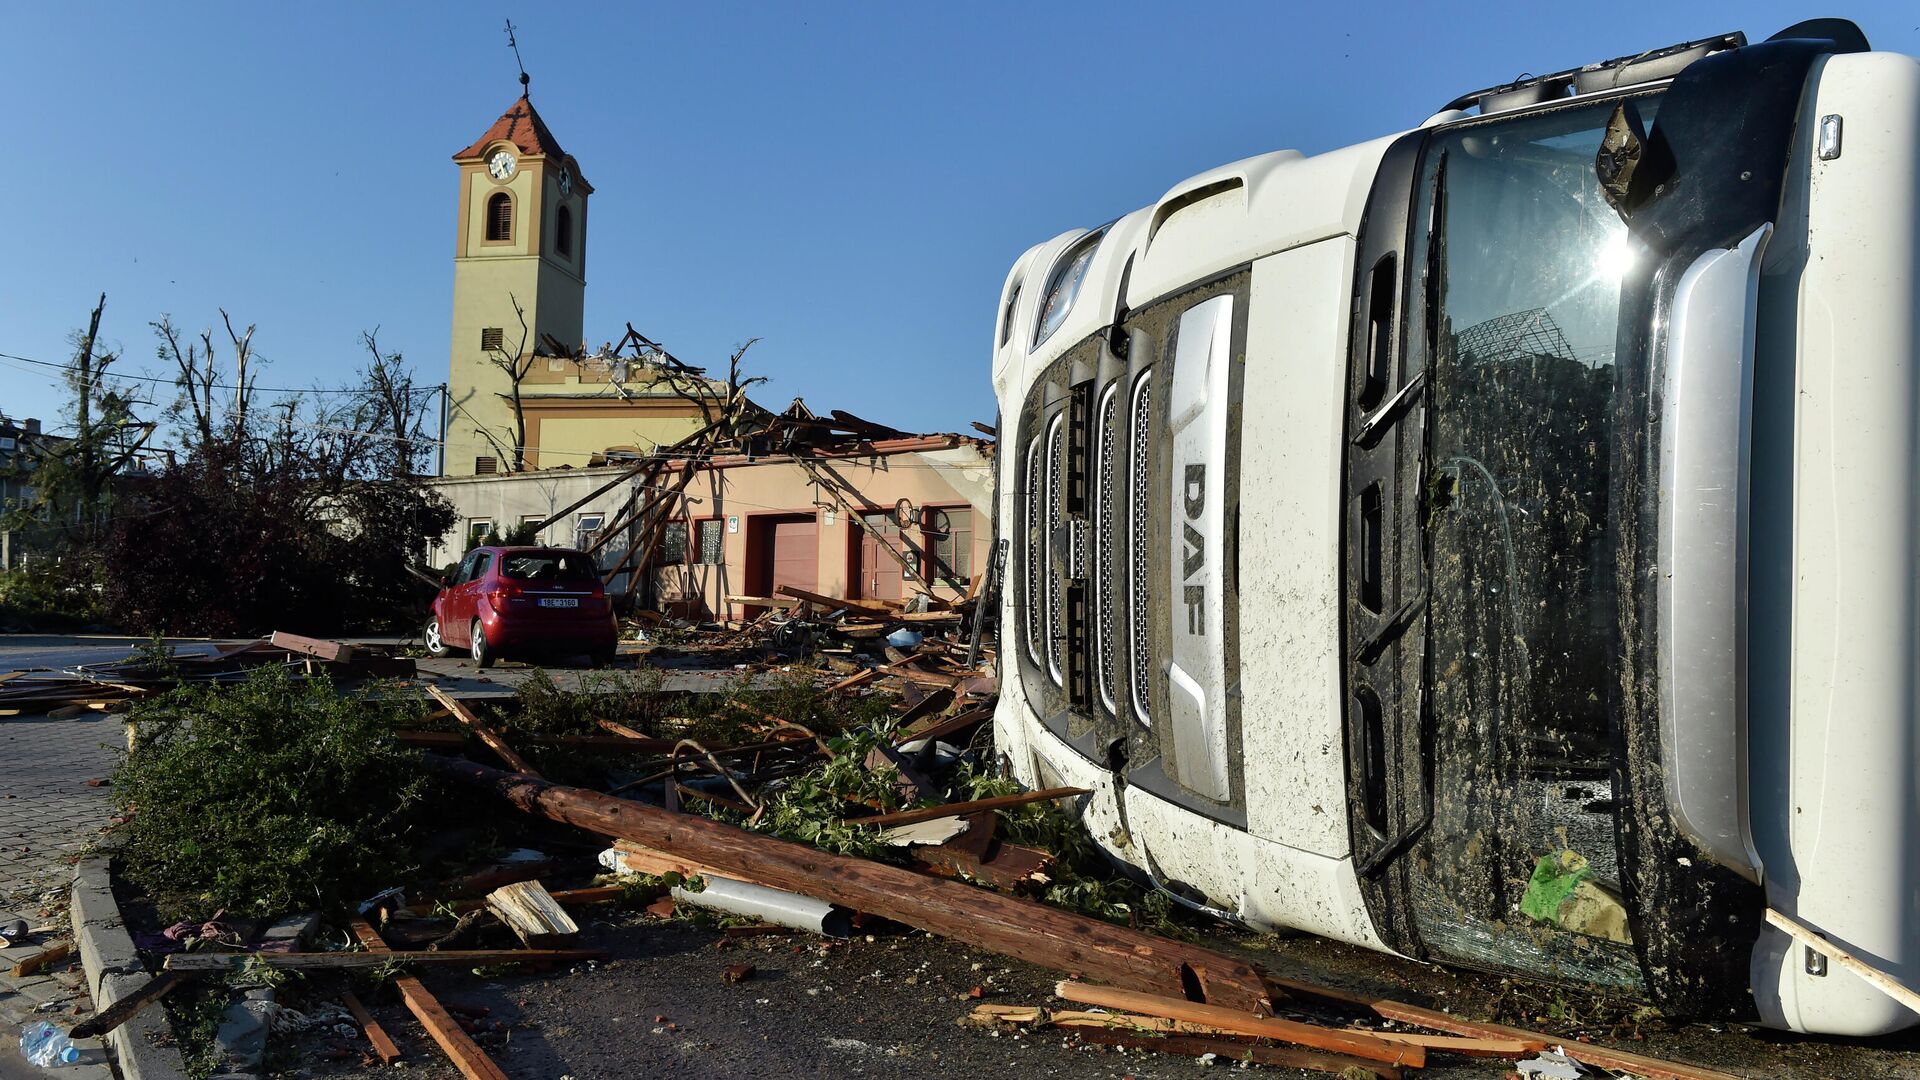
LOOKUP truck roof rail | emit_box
[1440,31,1746,116]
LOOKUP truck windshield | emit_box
[1410,95,1661,987]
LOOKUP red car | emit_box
[425,546,618,668]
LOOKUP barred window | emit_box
[696,519,725,565]
[661,520,689,564]
[486,192,513,241]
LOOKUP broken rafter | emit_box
[852,787,1089,830]
[1265,976,1743,1080]
[427,687,540,776]
[1052,981,1419,1068]
[349,918,508,1080]
[341,990,404,1064]
[420,754,1275,1011]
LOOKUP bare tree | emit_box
[152,310,258,472]
[358,330,434,479]
[482,295,535,472]
[4,293,150,546]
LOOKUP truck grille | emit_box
[1093,382,1120,714]
[1127,370,1154,726]
[1023,436,1045,673]
[1044,413,1066,686]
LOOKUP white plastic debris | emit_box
[1516,1048,1584,1079]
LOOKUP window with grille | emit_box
[661,520,689,564]
[486,192,513,241]
[695,519,724,565]
[468,518,493,543]
[480,327,504,352]
[923,507,973,586]
[474,456,498,475]
[556,205,573,257]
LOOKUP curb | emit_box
[69,852,190,1080]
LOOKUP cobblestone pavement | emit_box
[0,640,145,1079]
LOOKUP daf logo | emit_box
[1182,463,1205,635]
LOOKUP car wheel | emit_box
[423,616,449,658]
[470,620,495,669]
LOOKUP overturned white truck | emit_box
[990,18,1919,1035]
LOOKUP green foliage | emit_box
[511,666,669,738]
[112,666,430,919]
[752,724,911,858]
[956,766,1175,930]
[0,560,105,630]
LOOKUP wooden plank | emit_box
[10,940,71,977]
[1766,909,1920,1016]
[1265,976,1742,1080]
[1053,981,1421,1068]
[341,989,404,1064]
[1068,1025,1402,1080]
[724,595,801,608]
[853,787,1089,830]
[878,663,962,689]
[422,754,1275,1011]
[596,719,648,740]
[609,839,727,880]
[976,1003,1532,1057]
[68,971,193,1040]
[897,705,993,747]
[823,668,876,694]
[775,584,897,618]
[485,880,580,948]
[427,686,540,776]
[349,918,508,1080]
[163,947,605,972]
[909,838,1054,891]
[413,885,628,918]
[268,631,356,663]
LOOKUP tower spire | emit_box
[504,19,530,96]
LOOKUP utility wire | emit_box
[0,349,378,395]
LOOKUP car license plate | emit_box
[538,597,579,608]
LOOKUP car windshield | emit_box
[500,552,597,582]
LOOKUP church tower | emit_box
[447,95,592,476]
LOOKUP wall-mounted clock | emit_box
[487,150,517,180]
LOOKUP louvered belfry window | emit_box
[486,192,513,241]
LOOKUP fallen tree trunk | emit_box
[420,754,1274,1011]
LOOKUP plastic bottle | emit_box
[19,1020,81,1065]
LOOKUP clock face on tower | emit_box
[487,150,517,180]
[556,164,573,197]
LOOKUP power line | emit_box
[0,349,379,395]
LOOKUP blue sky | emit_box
[5,3,1914,441]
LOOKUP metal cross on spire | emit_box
[504,19,530,95]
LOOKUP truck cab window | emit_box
[1408,95,1662,988]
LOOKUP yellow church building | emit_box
[445,94,719,475]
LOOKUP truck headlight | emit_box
[1032,230,1104,349]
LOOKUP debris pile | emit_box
[0,632,415,718]
[52,630,1740,1080]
